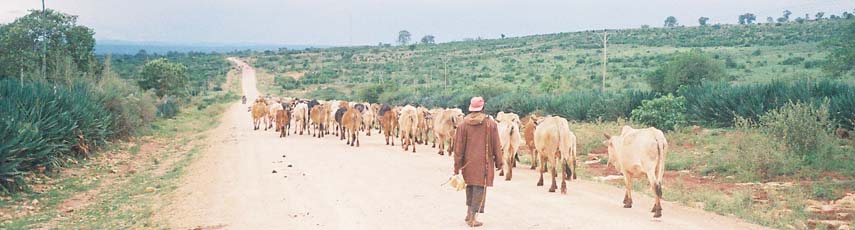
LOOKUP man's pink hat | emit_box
[469,97,484,112]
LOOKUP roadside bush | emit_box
[681,80,854,128]
[728,116,800,180]
[98,75,158,137]
[0,80,112,194]
[630,94,688,131]
[758,100,835,165]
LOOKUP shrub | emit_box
[157,96,180,119]
[780,56,805,65]
[306,87,347,101]
[729,117,800,180]
[275,75,300,90]
[647,50,725,93]
[630,94,688,131]
[758,100,835,164]
[0,79,112,194]
[98,75,157,137]
[680,80,854,128]
[138,58,189,98]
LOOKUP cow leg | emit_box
[560,162,568,194]
[529,148,537,170]
[647,173,663,217]
[425,131,430,146]
[412,137,416,153]
[505,154,513,181]
[355,133,360,147]
[623,175,633,208]
[537,156,547,186]
[548,167,558,193]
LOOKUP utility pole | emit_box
[600,30,608,94]
[41,0,47,80]
[441,57,449,95]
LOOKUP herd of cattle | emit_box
[248,97,669,218]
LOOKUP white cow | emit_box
[496,112,522,181]
[603,125,668,218]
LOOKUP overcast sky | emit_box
[2,0,853,46]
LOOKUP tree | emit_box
[397,30,411,46]
[0,9,96,81]
[138,58,189,98]
[777,10,792,23]
[664,16,678,27]
[500,34,506,39]
[823,20,855,77]
[738,13,756,24]
[845,12,854,19]
[794,17,806,23]
[646,50,724,93]
[815,12,825,20]
[698,17,710,26]
[767,16,775,23]
[420,35,435,45]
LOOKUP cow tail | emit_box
[654,138,664,198]
[555,127,570,180]
[570,135,577,180]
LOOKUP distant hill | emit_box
[95,40,328,55]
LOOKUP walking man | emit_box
[454,96,503,227]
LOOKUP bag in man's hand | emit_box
[444,174,466,191]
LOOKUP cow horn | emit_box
[603,133,611,139]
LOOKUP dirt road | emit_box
[161,58,766,230]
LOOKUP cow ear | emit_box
[603,133,611,139]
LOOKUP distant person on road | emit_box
[453,96,503,227]
[241,95,247,104]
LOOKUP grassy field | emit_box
[241,20,850,102]
[0,70,239,229]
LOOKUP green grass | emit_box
[241,19,853,103]
[0,91,233,229]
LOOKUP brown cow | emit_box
[343,107,362,147]
[522,114,540,169]
[398,105,419,152]
[310,104,327,138]
[604,126,667,218]
[251,99,269,130]
[415,107,431,145]
[534,116,577,194]
[276,109,290,138]
[381,109,399,146]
